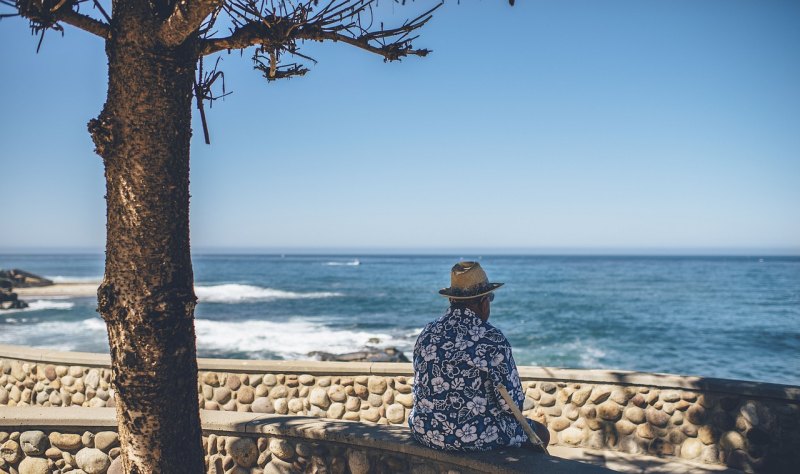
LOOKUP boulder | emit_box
[308,346,409,362]
[0,269,54,288]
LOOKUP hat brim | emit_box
[439,282,504,299]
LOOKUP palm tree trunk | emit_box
[89,1,204,471]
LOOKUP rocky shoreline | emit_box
[0,269,54,310]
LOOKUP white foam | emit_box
[194,318,411,359]
[0,318,107,352]
[323,260,360,266]
[195,284,342,303]
[49,276,103,283]
[0,300,75,314]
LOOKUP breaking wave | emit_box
[194,318,411,359]
[195,284,343,303]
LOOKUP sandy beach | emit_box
[14,283,100,298]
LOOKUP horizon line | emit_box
[1,246,799,257]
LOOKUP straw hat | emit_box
[439,261,504,299]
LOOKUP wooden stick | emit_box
[497,384,549,454]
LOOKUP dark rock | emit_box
[0,269,54,288]
[0,288,28,310]
[309,346,409,363]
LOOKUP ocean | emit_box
[1,254,798,386]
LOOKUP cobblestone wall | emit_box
[2,355,798,473]
[0,428,468,474]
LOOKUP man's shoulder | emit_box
[479,320,511,346]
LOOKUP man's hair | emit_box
[449,296,485,306]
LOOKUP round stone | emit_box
[45,446,62,459]
[386,403,405,424]
[50,433,82,451]
[636,423,655,439]
[367,377,387,395]
[44,366,57,381]
[18,456,49,474]
[698,426,715,445]
[328,402,346,419]
[720,431,746,451]
[299,374,315,385]
[1,439,22,464]
[76,447,111,474]
[274,399,288,414]
[213,387,231,404]
[571,388,591,406]
[540,382,557,394]
[238,386,255,405]
[661,391,681,403]
[615,420,636,435]
[68,366,84,378]
[686,405,706,424]
[395,393,413,408]
[589,386,612,404]
[362,407,381,422]
[597,402,622,421]
[681,438,703,459]
[309,388,330,409]
[645,407,670,428]
[94,432,119,452]
[288,398,304,413]
[347,450,370,474]
[107,456,124,474]
[395,382,412,394]
[20,431,49,455]
[550,418,571,432]
[630,394,646,407]
[226,375,242,391]
[255,384,270,397]
[84,370,101,389]
[560,427,584,445]
[263,374,277,386]
[0,387,8,404]
[563,404,580,421]
[252,397,274,413]
[269,385,287,399]
[328,385,347,403]
[265,457,295,474]
[538,394,556,407]
[624,406,646,424]
[368,393,383,408]
[268,438,294,461]
[227,437,258,467]
[71,392,86,405]
[203,372,219,386]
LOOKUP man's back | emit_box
[408,305,529,451]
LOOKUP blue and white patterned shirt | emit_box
[408,306,531,451]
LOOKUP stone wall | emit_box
[1,344,798,473]
[0,407,599,474]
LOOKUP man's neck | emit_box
[450,303,488,322]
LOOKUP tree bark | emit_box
[90,1,204,472]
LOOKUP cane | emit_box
[496,384,549,454]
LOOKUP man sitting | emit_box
[408,261,550,451]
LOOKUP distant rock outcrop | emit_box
[0,268,53,310]
[0,283,28,310]
[309,346,410,363]
[0,269,54,288]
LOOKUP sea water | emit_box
[1,254,798,385]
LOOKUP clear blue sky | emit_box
[1,1,798,254]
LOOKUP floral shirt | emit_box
[408,306,530,451]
